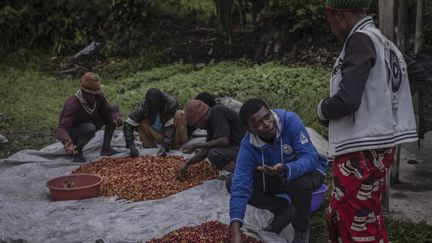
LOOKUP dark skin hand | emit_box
[64,138,78,155]
[180,143,200,154]
[177,148,208,181]
[157,146,168,157]
[256,163,286,176]
[230,222,243,243]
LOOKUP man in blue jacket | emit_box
[227,99,327,243]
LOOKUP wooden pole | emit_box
[390,145,401,184]
[389,0,406,187]
[379,0,395,212]
[414,0,424,55]
[397,0,407,52]
[379,0,395,41]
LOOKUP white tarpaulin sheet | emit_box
[0,129,328,243]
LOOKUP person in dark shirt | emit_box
[57,72,123,162]
[123,88,189,157]
[176,100,246,180]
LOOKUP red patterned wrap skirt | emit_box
[328,147,395,243]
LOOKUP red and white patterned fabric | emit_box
[328,147,395,243]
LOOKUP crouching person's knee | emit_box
[82,123,97,139]
[208,148,230,170]
[173,110,185,124]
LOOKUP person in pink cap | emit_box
[176,99,246,181]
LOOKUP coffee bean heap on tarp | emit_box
[73,155,219,201]
[147,221,262,243]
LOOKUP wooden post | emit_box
[390,0,406,187]
[389,0,427,211]
[390,145,401,184]
[385,145,401,211]
[379,0,395,212]
[238,0,246,26]
[379,0,395,41]
[397,0,407,52]
[383,171,391,211]
[415,0,424,55]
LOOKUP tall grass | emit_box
[0,65,78,157]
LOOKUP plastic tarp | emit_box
[0,129,328,243]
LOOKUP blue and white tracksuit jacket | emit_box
[229,109,327,225]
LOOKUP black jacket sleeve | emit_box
[320,32,377,120]
[123,122,136,148]
[127,101,150,126]
[124,101,150,148]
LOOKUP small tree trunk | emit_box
[251,0,265,23]
[391,145,401,184]
[226,0,233,44]
[213,0,233,44]
[379,0,395,41]
[238,0,246,26]
[397,0,407,51]
[214,0,222,31]
[379,0,395,212]
[415,0,424,55]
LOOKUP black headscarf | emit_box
[145,88,164,112]
[195,92,216,107]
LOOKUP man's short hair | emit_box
[145,88,163,106]
[239,98,269,127]
[195,92,216,107]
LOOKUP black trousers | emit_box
[226,170,324,231]
[68,120,116,153]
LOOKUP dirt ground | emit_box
[390,131,432,224]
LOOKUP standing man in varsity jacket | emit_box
[228,99,327,243]
[317,1,418,242]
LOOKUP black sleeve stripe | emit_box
[335,132,418,153]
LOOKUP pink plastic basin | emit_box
[46,174,103,201]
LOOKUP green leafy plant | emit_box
[101,61,330,135]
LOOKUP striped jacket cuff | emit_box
[230,218,243,226]
[126,117,139,127]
